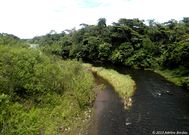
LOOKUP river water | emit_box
[88,68,189,135]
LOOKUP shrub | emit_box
[0,46,65,98]
[0,46,95,134]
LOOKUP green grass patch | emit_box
[83,63,136,107]
[91,67,136,98]
[154,68,189,90]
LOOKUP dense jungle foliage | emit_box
[0,17,189,134]
[30,18,189,89]
[0,34,95,134]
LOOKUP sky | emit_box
[0,0,188,39]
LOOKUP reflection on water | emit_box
[88,65,189,135]
[88,73,126,135]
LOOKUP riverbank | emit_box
[153,68,189,90]
[87,66,189,135]
[0,45,96,135]
[83,63,136,109]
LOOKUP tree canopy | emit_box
[31,17,189,88]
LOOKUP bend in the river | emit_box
[88,67,189,135]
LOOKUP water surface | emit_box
[88,68,189,135]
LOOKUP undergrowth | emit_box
[0,46,95,135]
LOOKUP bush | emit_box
[0,46,65,98]
[0,46,95,134]
[0,33,26,47]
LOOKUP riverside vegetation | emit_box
[91,66,135,109]
[0,32,135,134]
[83,63,135,109]
[1,17,189,134]
[0,34,96,134]
[91,66,135,98]
[30,18,189,89]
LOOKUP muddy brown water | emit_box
[88,67,189,135]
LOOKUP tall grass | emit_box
[0,46,95,134]
[91,67,136,98]
[154,68,189,90]
[83,63,136,109]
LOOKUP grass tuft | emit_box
[83,63,136,109]
[92,67,135,97]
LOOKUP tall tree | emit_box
[97,18,107,28]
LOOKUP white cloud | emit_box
[0,0,188,38]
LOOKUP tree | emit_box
[97,18,107,28]
[147,19,156,27]
[98,43,112,60]
[164,19,177,29]
[182,17,189,25]
[118,18,147,34]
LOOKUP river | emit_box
[88,68,189,135]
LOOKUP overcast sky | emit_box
[0,0,188,39]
